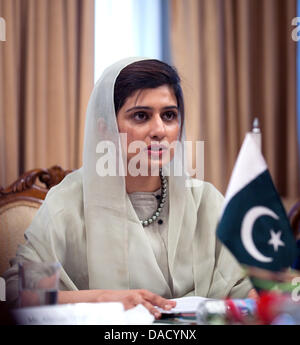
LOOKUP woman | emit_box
[4,57,253,318]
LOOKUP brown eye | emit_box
[133,112,148,122]
[162,111,177,121]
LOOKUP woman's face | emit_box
[116,85,180,174]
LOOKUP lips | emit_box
[147,144,167,157]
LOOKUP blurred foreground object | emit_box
[18,261,60,308]
[12,303,154,325]
[196,298,257,325]
[195,293,300,325]
[257,291,300,325]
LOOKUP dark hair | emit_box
[114,59,184,133]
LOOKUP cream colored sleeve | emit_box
[211,239,253,299]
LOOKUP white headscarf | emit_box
[82,57,190,294]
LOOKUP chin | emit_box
[146,157,173,177]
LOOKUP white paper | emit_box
[157,296,213,314]
[124,304,154,324]
[13,302,154,325]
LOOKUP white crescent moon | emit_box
[241,206,279,263]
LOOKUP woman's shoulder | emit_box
[186,178,224,209]
[44,168,83,216]
[21,169,85,269]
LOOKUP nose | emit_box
[149,113,166,140]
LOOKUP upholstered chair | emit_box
[0,166,71,276]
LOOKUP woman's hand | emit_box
[96,289,176,319]
[58,289,176,319]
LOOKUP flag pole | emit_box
[250,117,262,151]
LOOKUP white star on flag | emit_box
[268,230,285,252]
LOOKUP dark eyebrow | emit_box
[163,106,179,110]
[125,105,178,113]
[125,106,152,113]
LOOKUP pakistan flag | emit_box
[216,133,297,272]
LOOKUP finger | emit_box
[141,300,162,319]
[122,294,143,310]
[163,299,176,309]
[146,294,175,310]
[141,290,176,310]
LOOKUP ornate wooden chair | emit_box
[0,166,72,276]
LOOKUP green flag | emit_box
[216,133,297,272]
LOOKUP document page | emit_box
[158,296,214,314]
[13,302,154,325]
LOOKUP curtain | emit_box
[169,0,299,209]
[0,0,94,187]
